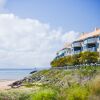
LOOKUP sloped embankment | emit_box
[0,66,100,100]
[22,67,100,88]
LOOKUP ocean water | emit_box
[0,69,34,80]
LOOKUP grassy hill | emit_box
[0,66,100,100]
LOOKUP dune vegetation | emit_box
[51,51,99,67]
[0,65,100,100]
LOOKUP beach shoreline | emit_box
[0,80,16,90]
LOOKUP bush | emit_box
[30,88,58,100]
[51,51,99,67]
[66,85,89,100]
[90,75,100,96]
[0,89,33,100]
[79,51,99,64]
[51,57,68,67]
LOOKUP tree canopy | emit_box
[51,51,99,67]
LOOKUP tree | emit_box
[79,51,99,64]
[50,51,99,67]
[51,57,68,67]
[71,54,81,65]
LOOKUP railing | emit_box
[74,50,81,54]
[51,63,100,70]
[83,47,97,52]
[88,47,96,52]
[72,42,81,47]
[87,38,97,44]
[84,38,97,44]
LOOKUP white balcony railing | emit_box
[87,38,97,44]
[74,50,81,54]
[83,47,96,52]
[84,38,97,44]
[88,47,96,52]
[72,42,81,47]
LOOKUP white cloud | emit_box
[0,13,79,69]
[62,31,79,43]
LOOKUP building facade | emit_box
[55,28,100,59]
[55,47,71,59]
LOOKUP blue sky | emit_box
[0,0,99,68]
[5,0,100,32]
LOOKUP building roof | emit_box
[77,28,100,41]
[56,43,71,54]
[64,43,71,48]
[57,27,100,54]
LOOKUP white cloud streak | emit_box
[0,13,79,69]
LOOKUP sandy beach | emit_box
[0,80,16,90]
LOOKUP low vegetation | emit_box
[51,51,99,67]
[30,88,58,100]
[0,66,100,100]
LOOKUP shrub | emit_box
[51,57,68,67]
[0,89,32,100]
[66,85,89,100]
[90,75,100,96]
[30,88,58,100]
[51,51,99,67]
[79,51,99,64]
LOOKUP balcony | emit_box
[57,51,65,56]
[88,47,97,52]
[83,47,97,52]
[88,38,97,43]
[74,50,81,54]
[72,42,81,47]
[84,37,97,44]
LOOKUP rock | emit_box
[9,80,23,88]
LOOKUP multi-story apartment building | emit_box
[55,43,71,59]
[55,28,100,59]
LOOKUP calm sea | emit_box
[0,69,34,80]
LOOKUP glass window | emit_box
[84,40,87,44]
[88,37,96,43]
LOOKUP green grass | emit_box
[90,75,100,96]
[0,89,32,100]
[30,88,58,100]
[66,85,89,100]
